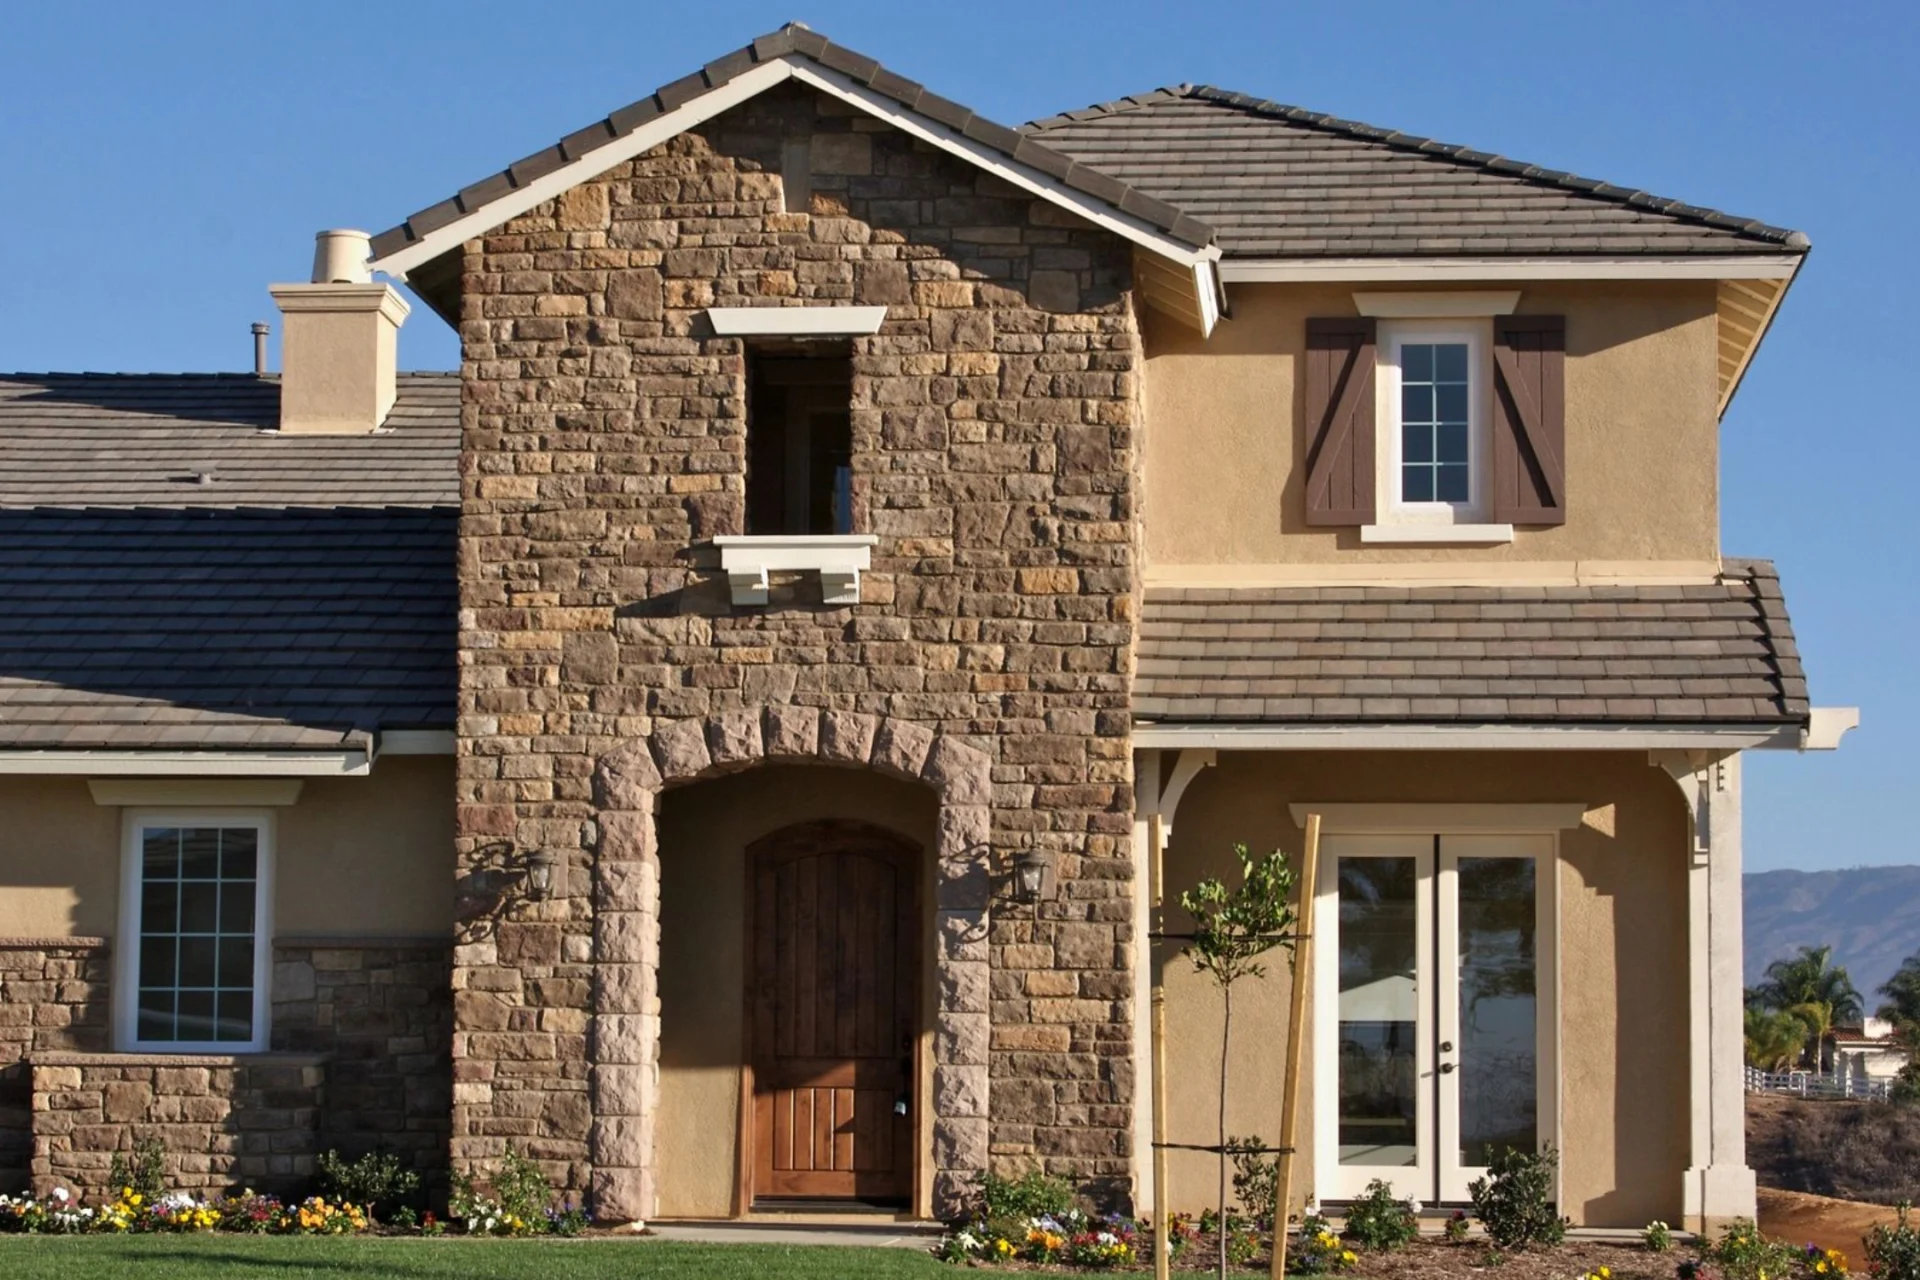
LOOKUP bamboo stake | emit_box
[1150,812,1170,1280]
[1271,812,1322,1280]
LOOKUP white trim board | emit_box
[88,780,304,808]
[1131,723,1810,751]
[706,305,887,336]
[1221,256,1801,283]
[1353,290,1520,317]
[0,750,372,777]
[372,55,1222,335]
[1291,802,1589,832]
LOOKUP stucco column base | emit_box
[1684,1163,1757,1236]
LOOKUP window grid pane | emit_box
[1400,342,1472,505]
[136,825,257,1044]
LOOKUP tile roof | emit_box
[0,373,459,509]
[368,24,1215,264]
[1135,560,1809,725]
[0,507,457,751]
[1026,87,1807,259]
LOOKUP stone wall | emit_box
[30,1053,325,1197]
[271,938,452,1182]
[0,939,110,1192]
[455,79,1143,1216]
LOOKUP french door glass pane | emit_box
[1457,857,1538,1167]
[1336,857,1419,1167]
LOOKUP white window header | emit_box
[1354,291,1522,318]
[706,306,889,337]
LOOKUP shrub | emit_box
[1645,1219,1674,1252]
[1867,1202,1920,1280]
[107,1136,167,1204]
[1468,1146,1567,1250]
[970,1168,1078,1222]
[1892,1063,1920,1108]
[1230,1135,1278,1224]
[1445,1208,1472,1243]
[316,1148,420,1220]
[1703,1217,1804,1280]
[1343,1179,1419,1251]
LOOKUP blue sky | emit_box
[1,2,1910,874]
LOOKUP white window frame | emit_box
[1374,319,1493,525]
[115,809,274,1054]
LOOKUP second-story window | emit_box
[746,348,853,536]
[1377,321,1490,527]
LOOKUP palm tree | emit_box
[1745,1005,1807,1072]
[1878,952,1920,1041]
[1750,945,1862,1070]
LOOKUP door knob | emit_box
[1438,1062,1456,1075]
[1439,1041,1453,1053]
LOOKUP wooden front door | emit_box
[747,821,918,1205]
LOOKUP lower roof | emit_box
[0,507,455,752]
[1136,560,1808,728]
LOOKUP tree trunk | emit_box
[1218,980,1233,1280]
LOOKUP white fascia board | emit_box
[1801,707,1860,751]
[707,306,888,336]
[787,61,1214,271]
[371,59,797,279]
[1130,723,1806,751]
[373,55,1216,284]
[1221,256,1802,284]
[0,750,372,777]
[379,730,456,755]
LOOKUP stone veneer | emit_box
[456,79,1143,1218]
[0,939,111,1192]
[0,937,450,1197]
[272,939,453,1184]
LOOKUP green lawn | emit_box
[0,1237,958,1279]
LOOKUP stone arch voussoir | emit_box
[586,706,993,1222]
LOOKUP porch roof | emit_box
[1135,560,1809,727]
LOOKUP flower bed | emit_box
[0,1187,369,1235]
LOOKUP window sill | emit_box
[1359,523,1514,546]
[710,534,880,606]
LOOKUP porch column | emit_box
[1130,750,1160,1212]
[1671,751,1757,1232]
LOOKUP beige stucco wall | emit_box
[1157,749,1690,1226]
[0,755,454,940]
[1140,281,1721,571]
[654,764,941,1220]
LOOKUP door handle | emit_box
[1438,1062,1456,1075]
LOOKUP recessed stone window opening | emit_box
[745,344,853,536]
[779,137,812,216]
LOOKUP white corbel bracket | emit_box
[711,535,878,606]
[1651,749,1731,859]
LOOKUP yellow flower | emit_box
[1342,1250,1357,1264]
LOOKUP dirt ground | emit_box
[1757,1186,1904,1261]
[1748,1092,1920,1204]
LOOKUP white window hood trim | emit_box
[712,534,879,606]
[706,306,888,336]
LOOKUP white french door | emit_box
[1315,833,1557,1204]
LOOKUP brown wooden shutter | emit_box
[1302,317,1377,526]
[1491,315,1567,525]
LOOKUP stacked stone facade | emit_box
[0,939,110,1192]
[455,81,1143,1216]
[31,1054,326,1197]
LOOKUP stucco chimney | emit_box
[267,230,410,434]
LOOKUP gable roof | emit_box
[1025,86,1808,261]
[367,24,1218,281]
[1136,560,1808,728]
[0,373,458,508]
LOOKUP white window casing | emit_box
[1372,318,1503,536]
[115,810,274,1054]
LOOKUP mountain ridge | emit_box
[1745,865,1920,1006]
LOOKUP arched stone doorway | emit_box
[588,706,991,1221]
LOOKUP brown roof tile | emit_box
[1136,563,1810,725]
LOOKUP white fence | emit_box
[1744,1065,1891,1102]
